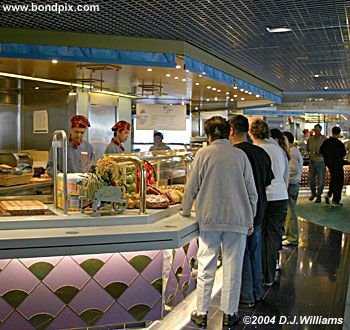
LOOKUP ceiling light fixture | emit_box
[266,27,292,33]
[174,76,179,79]
[226,96,230,99]
[226,92,230,95]
[314,74,320,78]
[233,86,238,90]
[202,72,206,75]
[241,97,245,101]
[245,90,249,93]
[51,59,58,64]
[182,78,186,82]
[212,87,216,91]
[176,65,181,69]
[233,94,238,98]
[198,74,202,77]
[214,97,218,101]
[256,94,260,98]
[166,74,171,77]
[195,107,198,110]
[147,68,152,72]
[240,89,244,92]
[34,86,40,90]
[207,86,211,89]
[0,72,138,98]
[324,86,329,89]
[195,82,199,86]
[206,98,210,101]
[217,89,221,92]
[248,92,252,95]
[230,98,234,101]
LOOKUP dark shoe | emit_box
[309,195,316,201]
[191,311,207,328]
[331,202,343,208]
[223,313,240,327]
[325,196,330,204]
[239,302,255,308]
[315,196,321,203]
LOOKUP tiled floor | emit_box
[146,220,350,330]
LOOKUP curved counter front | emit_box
[0,209,199,329]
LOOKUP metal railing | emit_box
[52,130,68,215]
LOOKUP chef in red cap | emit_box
[47,115,95,177]
[105,120,131,154]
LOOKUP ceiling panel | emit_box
[0,0,349,99]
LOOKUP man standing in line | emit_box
[307,124,326,203]
[320,126,346,207]
[228,115,274,308]
[181,116,257,328]
[282,132,303,246]
[105,120,131,154]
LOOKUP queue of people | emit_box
[180,115,347,328]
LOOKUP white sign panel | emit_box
[136,104,186,130]
[33,110,49,134]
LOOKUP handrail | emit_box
[52,130,68,215]
[108,155,147,215]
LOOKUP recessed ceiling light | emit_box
[256,94,260,98]
[166,74,171,77]
[207,86,211,89]
[240,89,244,92]
[147,68,152,72]
[233,94,238,98]
[170,103,173,106]
[217,89,221,92]
[195,107,198,110]
[270,104,274,106]
[233,86,238,89]
[176,65,181,69]
[202,72,206,75]
[214,97,218,101]
[206,98,210,101]
[182,78,186,82]
[230,98,234,101]
[51,59,58,64]
[195,82,199,85]
[226,96,230,99]
[324,86,329,89]
[198,75,202,77]
[314,74,320,78]
[241,98,245,101]
[266,27,292,33]
[245,90,249,93]
[226,92,230,95]
[186,69,189,73]
[248,92,252,95]
[212,87,216,91]
[34,86,39,90]
[174,76,179,80]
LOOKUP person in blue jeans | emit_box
[229,115,274,307]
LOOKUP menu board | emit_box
[136,104,186,130]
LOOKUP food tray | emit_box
[0,172,34,186]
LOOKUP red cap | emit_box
[70,115,90,128]
[112,120,131,132]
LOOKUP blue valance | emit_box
[0,43,176,67]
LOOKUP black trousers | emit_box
[262,199,288,284]
[327,166,344,203]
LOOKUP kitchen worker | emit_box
[46,115,94,177]
[105,120,131,154]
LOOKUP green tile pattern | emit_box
[2,290,28,308]
[55,286,80,304]
[80,259,105,277]
[28,262,54,280]
[128,304,151,321]
[128,256,152,273]
[80,308,104,326]
[105,282,128,300]
[29,313,54,330]
[151,278,163,294]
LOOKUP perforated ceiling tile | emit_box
[0,0,349,96]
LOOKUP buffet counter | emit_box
[0,208,199,329]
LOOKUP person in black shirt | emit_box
[228,115,274,307]
[320,126,346,207]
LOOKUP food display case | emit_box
[0,149,200,329]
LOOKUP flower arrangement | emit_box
[79,156,124,200]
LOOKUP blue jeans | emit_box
[309,161,326,197]
[240,225,264,303]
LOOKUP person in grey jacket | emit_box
[181,116,257,328]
